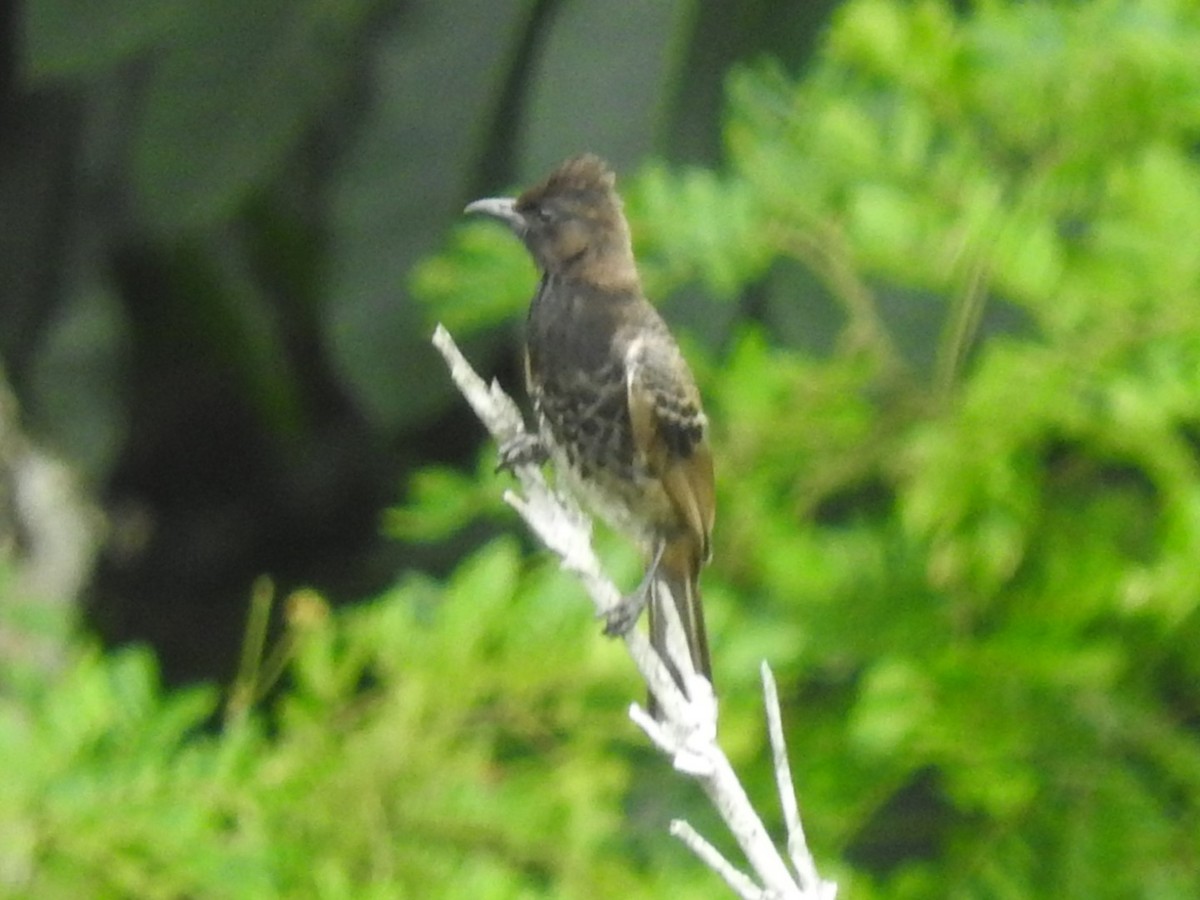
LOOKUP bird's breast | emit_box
[525,278,687,543]
[534,399,675,549]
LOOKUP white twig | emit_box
[433,324,836,899]
[671,819,761,900]
[763,664,838,899]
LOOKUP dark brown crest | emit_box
[520,154,617,207]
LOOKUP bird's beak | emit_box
[464,197,526,234]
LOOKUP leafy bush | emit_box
[6,0,1200,897]
[417,0,1200,895]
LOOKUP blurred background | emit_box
[4,0,1200,897]
[4,0,835,681]
[4,0,829,682]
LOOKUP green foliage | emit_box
[410,0,1200,896]
[0,542,677,898]
[28,0,371,234]
[8,0,1200,896]
[0,642,260,897]
[410,225,537,339]
[258,539,643,897]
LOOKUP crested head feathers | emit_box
[520,154,619,208]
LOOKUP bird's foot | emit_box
[602,550,660,637]
[496,432,548,473]
[603,584,649,637]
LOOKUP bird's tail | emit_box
[648,542,711,717]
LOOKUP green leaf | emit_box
[23,0,190,80]
[323,0,530,429]
[516,0,692,176]
[131,0,363,233]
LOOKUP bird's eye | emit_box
[534,205,554,224]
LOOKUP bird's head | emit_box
[465,154,638,288]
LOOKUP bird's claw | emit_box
[603,542,663,637]
[603,586,649,637]
[496,432,548,473]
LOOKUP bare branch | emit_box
[671,820,762,900]
[763,663,837,899]
[433,324,837,899]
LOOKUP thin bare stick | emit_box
[763,663,835,897]
[671,819,761,900]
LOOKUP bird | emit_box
[464,154,715,711]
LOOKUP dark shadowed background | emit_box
[4,0,836,682]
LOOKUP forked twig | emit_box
[434,324,836,899]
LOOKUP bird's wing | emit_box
[624,333,715,565]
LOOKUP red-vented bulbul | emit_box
[465,154,715,707]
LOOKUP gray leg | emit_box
[603,540,665,637]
